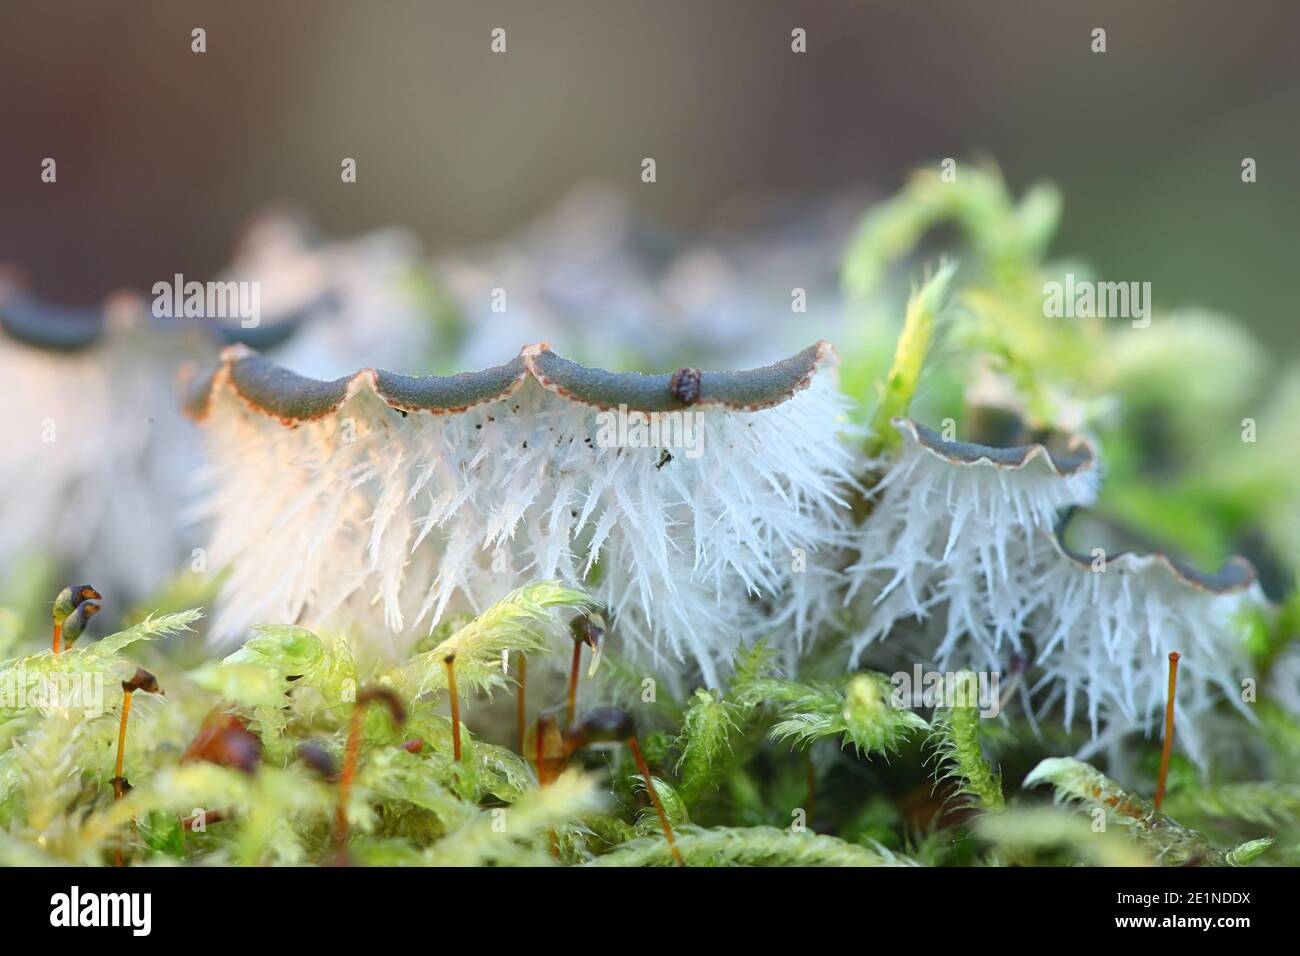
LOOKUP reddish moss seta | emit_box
[112,669,159,867]
[566,641,582,728]
[114,669,160,799]
[565,616,604,729]
[626,736,684,867]
[113,692,133,802]
[444,654,462,763]
[535,715,547,786]
[335,687,406,849]
[336,713,363,847]
[182,809,226,831]
[1155,651,1181,811]
[564,708,683,866]
[515,652,527,755]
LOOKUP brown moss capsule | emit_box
[52,584,102,654]
[122,668,160,695]
[565,706,637,749]
[182,712,263,774]
[565,616,605,728]
[297,740,338,781]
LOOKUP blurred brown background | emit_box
[2,0,1297,348]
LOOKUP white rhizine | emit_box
[1030,548,1256,768]
[846,421,1100,668]
[845,419,1255,767]
[200,370,857,685]
[0,219,436,606]
[1268,644,1300,721]
[0,321,198,600]
[199,358,1259,761]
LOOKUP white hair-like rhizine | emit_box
[198,364,856,685]
[1,326,197,600]
[196,359,1263,765]
[846,420,1099,667]
[845,419,1257,767]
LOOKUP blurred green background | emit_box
[1,0,1297,351]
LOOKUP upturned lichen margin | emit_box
[179,341,839,422]
[892,418,1257,594]
[1051,510,1257,595]
[893,417,1096,478]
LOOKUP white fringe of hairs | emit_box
[846,418,1259,767]
[193,346,1262,761]
[845,419,1101,666]
[195,357,859,686]
[0,322,199,601]
[1029,543,1258,769]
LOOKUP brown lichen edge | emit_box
[890,418,1256,593]
[1050,511,1257,596]
[180,341,839,424]
[0,292,311,355]
[893,418,1097,478]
